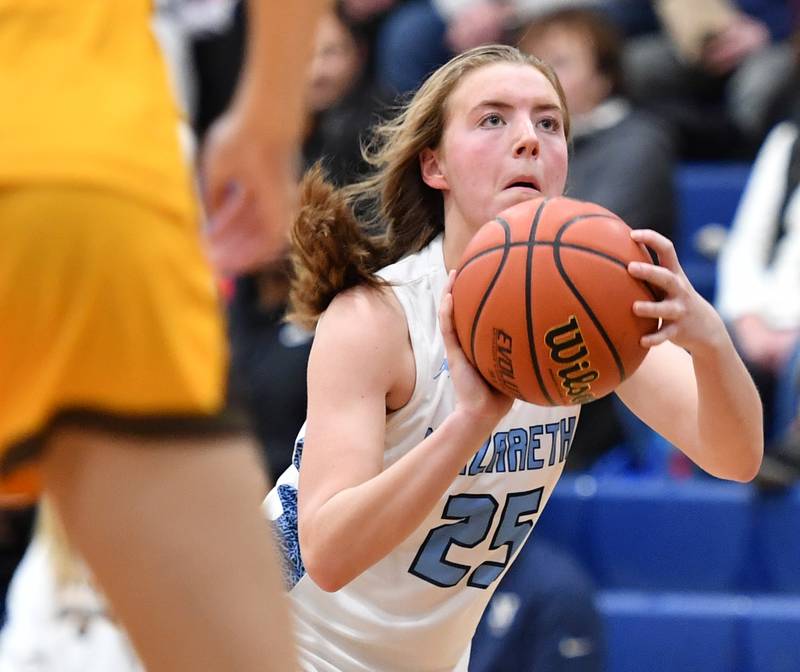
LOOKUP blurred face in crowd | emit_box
[421,62,569,235]
[306,12,363,113]
[521,25,611,116]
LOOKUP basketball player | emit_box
[0,2,327,670]
[265,45,763,671]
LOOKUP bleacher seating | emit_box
[589,478,753,591]
[529,474,800,671]
[754,487,800,592]
[674,162,752,302]
[536,475,756,591]
[744,597,800,672]
[598,591,742,672]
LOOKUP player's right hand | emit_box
[439,270,513,432]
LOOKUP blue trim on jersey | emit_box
[274,484,306,589]
[293,437,304,470]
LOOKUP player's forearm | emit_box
[234,0,330,143]
[690,327,763,481]
[300,412,493,592]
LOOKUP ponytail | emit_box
[287,165,388,329]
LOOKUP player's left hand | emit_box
[627,229,726,355]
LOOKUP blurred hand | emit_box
[627,229,727,355]
[439,271,513,432]
[342,0,397,22]
[445,1,514,54]
[701,13,769,76]
[201,110,296,276]
[733,315,800,373]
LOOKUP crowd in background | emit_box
[0,0,799,670]
[182,0,800,483]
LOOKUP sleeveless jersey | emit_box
[265,235,580,671]
[0,0,194,220]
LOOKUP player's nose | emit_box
[513,119,539,158]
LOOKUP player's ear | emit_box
[420,148,449,191]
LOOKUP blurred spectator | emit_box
[228,262,314,482]
[336,0,408,90]
[624,0,795,158]
[228,7,388,481]
[519,8,676,239]
[471,538,604,672]
[341,0,401,23]
[154,0,240,132]
[374,0,615,95]
[599,0,660,37]
[303,5,390,185]
[191,1,246,138]
[519,8,677,470]
[715,76,800,450]
[763,27,800,130]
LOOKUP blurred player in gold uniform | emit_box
[0,1,327,670]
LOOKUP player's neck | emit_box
[441,215,480,272]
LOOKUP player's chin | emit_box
[497,188,542,209]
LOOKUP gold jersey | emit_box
[0,0,194,219]
[0,2,234,503]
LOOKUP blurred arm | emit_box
[234,0,331,146]
[654,0,737,62]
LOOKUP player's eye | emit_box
[479,113,506,128]
[537,116,561,133]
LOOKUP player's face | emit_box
[421,62,568,235]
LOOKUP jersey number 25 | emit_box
[408,488,544,589]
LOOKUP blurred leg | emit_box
[42,427,294,672]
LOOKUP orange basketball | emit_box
[452,196,659,406]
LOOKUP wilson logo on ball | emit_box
[544,316,599,405]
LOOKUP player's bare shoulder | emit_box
[317,283,406,343]
[312,283,415,404]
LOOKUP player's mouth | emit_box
[503,177,541,193]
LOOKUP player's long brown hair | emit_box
[289,45,570,329]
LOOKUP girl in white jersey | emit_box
[265,45,764,672]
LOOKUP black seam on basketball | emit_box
[458,236,630,274]
[526,200,555,405]
[552,245,663,302]
[552,217,626,380]
[469,217,512,365]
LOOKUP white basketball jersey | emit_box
[264,235,580,672]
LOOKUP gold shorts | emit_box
[0,186,240,503]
